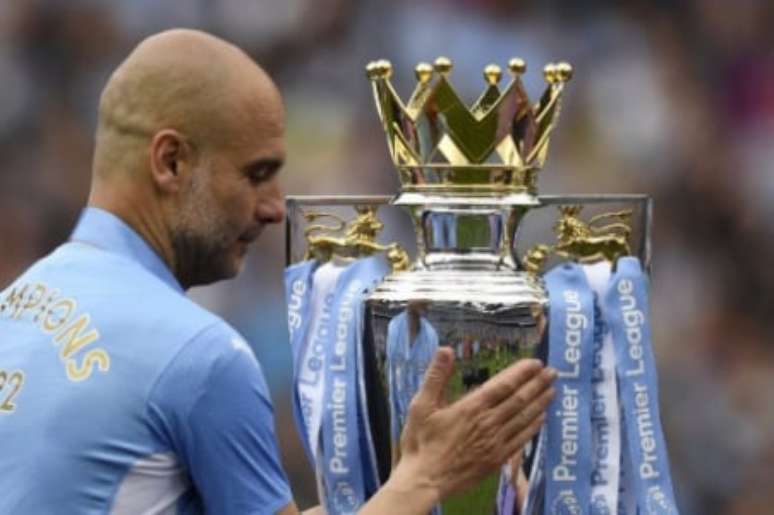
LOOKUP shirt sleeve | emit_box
[146,322,293,515]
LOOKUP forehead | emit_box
[223,86,286,160]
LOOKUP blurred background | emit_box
[1,0,772,512]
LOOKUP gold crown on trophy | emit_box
[366,57,572,201]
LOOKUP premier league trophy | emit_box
[285,56,677,515]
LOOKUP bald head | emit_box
[93,28,282,178]
[88,29,287,289]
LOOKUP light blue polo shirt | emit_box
[0,207,292,514]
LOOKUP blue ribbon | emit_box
[321,256,389,514]
[583,262,622,515]
[545,263,595,515]
[617,412,637,515]
[604,257,678,514]
[284,259,319,464]
[589,293,619,515]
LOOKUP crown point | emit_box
[556,61,573,82]
[365,61,380,79]
[543,63,559,84]
[376,59,393,79]
[433,56,453,75]
[366,59,392,80]
[379,59,393,78]
[415,62,434,84]
[483,64,502,85]
[508,57,527,75]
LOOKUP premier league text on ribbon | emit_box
[590,302,612,489]
[545,264,594,515]
[327,278,361,477]
[616,278,659,482]
[553,289,587,483]
[287,276,306,339]
[300,289,331,437]
[608,259,678,514]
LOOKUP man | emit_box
[386,301,438,464]
[0,29,555,514]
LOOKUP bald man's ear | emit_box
[149,129,196,193]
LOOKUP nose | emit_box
[256,179,286,224]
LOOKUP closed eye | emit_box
[244,158,283,184]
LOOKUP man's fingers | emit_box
[490,367,556,427]
[497,387,554,448]
[499,412,547,463]
[473,358,544,408]
[412,347,455,411]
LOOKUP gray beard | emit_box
[170,227,234,289]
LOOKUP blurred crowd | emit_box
[1,0,772,513]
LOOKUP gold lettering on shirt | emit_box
[66,349,110,382]
[42,296,76,333]
[56,314,99,360]
[17,283,46,320]
[0,283,29,319]
[0,370,24,413]
[1,282,111,382]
